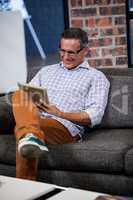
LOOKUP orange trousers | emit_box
[12,90,78,180]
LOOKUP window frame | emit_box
[126,0,133,67]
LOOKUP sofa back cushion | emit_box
[100,75,133,128]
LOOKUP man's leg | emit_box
[40,118,80,144]
[12,90,44,141]
[12,90,45,180]
[16,118,77,180]
[12,90,78,180]
[16,151,38,180]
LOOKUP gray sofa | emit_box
[0,58,133,197]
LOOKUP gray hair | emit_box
[61,27,88,48]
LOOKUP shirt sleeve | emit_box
[29,66,50,86]
[84,71,110,127]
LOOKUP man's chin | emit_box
[64,63,76,69]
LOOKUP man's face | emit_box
[59,38,88,70]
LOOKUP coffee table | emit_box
[47,188,106,200]
[0,175,56,200]
[0,175,107,200]
[0,175,132,200]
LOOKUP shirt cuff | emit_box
[85,108,98,127]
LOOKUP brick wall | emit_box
[68,0,127,68]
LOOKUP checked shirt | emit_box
[30,60,110,137]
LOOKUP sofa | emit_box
[0,56,133,197]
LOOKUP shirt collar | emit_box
[60,59,90,71]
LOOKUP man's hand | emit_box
[36,100,91,126]
[36,101,61,117]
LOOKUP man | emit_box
[12,27,110,180]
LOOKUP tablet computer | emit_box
[18,83,49,104]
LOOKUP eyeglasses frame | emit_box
[59,47,84,57]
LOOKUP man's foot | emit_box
[18,133,48,158]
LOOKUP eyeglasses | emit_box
[59,47,84,57]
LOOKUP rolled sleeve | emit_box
[84,71,110,127]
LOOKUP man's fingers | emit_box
[35,102,49,111]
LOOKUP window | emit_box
[24,0,69,56]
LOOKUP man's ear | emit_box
[83,47,89,57]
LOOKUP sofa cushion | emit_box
[100,67,133,76]
[0,135,16,165]
[0,94,15,134]
[38,129,133,175]
[100,75,133,128]
[125,147,133,175]
[1,129,133,175]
